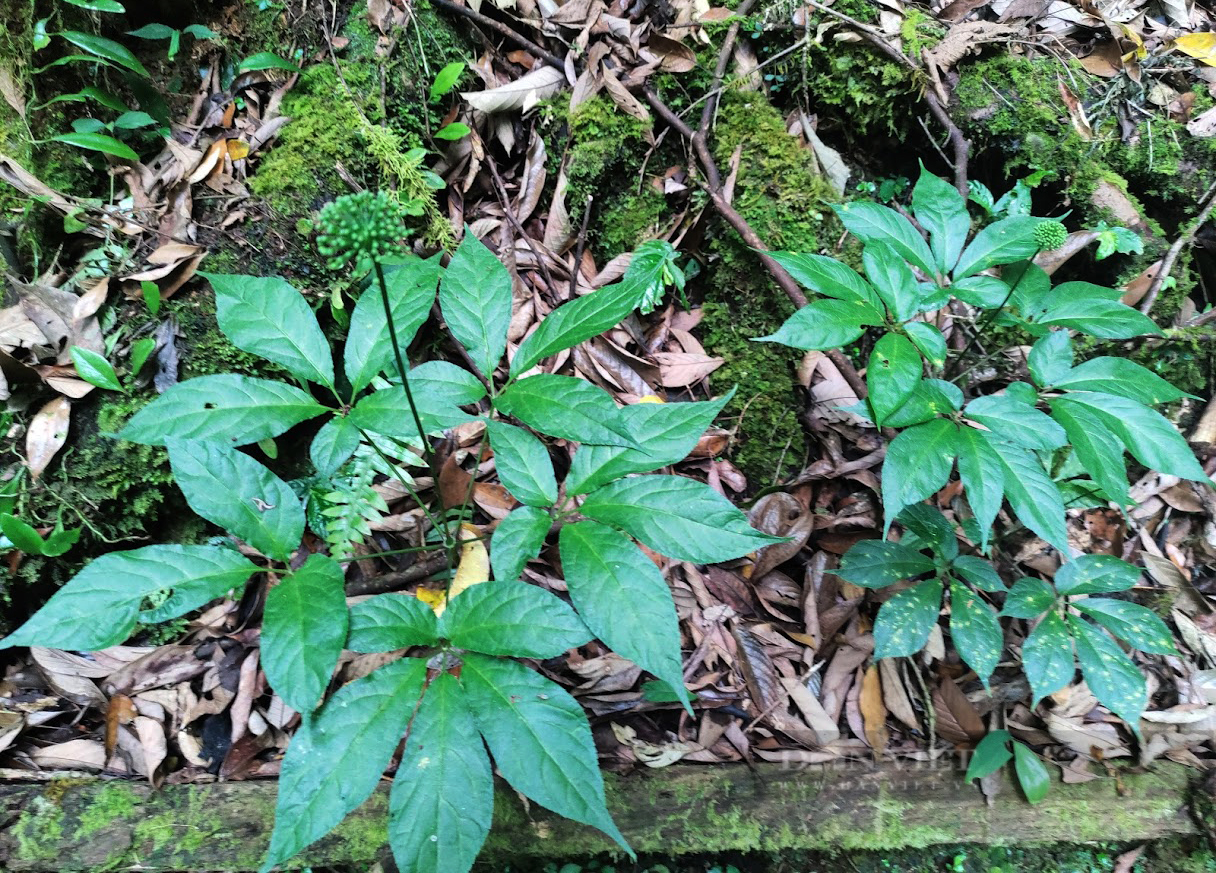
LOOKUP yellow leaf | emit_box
[416,524,489,616]
[226,139,251,160]
[1117,23,1147,60]
[1175,32,1216,66]
[636,395,665,404]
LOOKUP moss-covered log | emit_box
[0,762,1199,871]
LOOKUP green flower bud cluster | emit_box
[316,191,404,270]
[1033,221,1068,252]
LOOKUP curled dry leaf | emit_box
[105,693,138,757]
[748,492,813,579]
[462,65,567,114]
[860,664,890,756]
[25,395,71,481]
[646,34,698,72]
[31,646,106,707]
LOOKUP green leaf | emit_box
[430,61,465,101]
[955,425,1004,552]
[952,555,1005,592]
[767,251,883,310]
[119,374,329,446]
[50,131,138,160]
[511,282,641,376]
[863,241,919,321]
[566,393,731,494]
[560,521,690,711]
[951,275,1010,309]
[874,579,943,658]
[168,438,303,559]
[490,505,550,582]
[438,583,590,657]
[1051,357,1189,405]
[833,202,936,277]
[69,346,122,391]
[1069,616,1147,726]
[409,361,487,405]
[1094,224,1143,260]
[347,593,439,652]
[459,653,629,851]
[904,322,947,368]
[867,333,923,427]
[345,256,442,392]
[435,122,471,140]
[183,24,220,39]
[349,386,475,441]
[1054,554,1138,596]
[964,395,1066,451]
[440,232,512,379]
[63,0,125,11]
[579,475,784,563]
[965,730,1012,781]
[1039,297,1162,339]
[1001,577,1056,618]
[885,379,961,428]
[310,416,360,478]
[1022,611,1073,703]
[897,503,955,551]
[494,375,639,448]
[1074,599,1175,654]
[1027,330,1073,387]
[33,86,127,111]
[56,31,149,76]
[389,671,492,873]
[912,164,970,274]
[952,216,1045,280]
[753,298,876,350]
[262,555,347,712]
[1012,741,1051,804]
[1005,381,1037,405]
[486,421,557,507]
[1054,393,1207,481]
[881,419,958,533]
[0,545,256,651]
[237,51,299,73]
[988,438,1069,552]
[127,23,176,38]
[260,657,427,872]
[0,514,44,555]
[129,337,155,376]
[206,273,334,386]
[113,110,159,130]
[836,540,935,589]
[1049,401,1129,509]
[949,583,1002,685]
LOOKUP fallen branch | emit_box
[1140,180,1216,316]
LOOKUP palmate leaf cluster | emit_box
[0,230,783,872]
[760,165,1206,797]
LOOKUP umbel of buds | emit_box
[1032,220,1068,252]
[316,191,404,270]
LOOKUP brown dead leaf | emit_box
[25,396,71,480]
[33,738,123,772]
[105,693,138,757]
[647,34,698,72]
[462,65,567,114]
[748,493,813,579]
[933,673,985,744]
[0,66,25,119]
[652,351,725,387]
[860,664,890,756]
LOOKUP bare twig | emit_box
[699,0,759,139]
[481,141,558,296]
[570,193,594,296]
[1140,180,1216,316]
[428,0,566,70]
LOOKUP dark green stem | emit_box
[373,259,433,467]
[949,248,1042,382]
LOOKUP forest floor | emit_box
[1,0,1216,870]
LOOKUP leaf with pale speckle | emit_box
[874,578,943,659]
[1073,598,1175,654]
[949,583,1002,685]
[1070,616,1148,727]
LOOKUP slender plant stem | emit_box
[949,251,1041,381]
[357,427,450,546]
[373,259,433,468]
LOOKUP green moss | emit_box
[599,189,668,256]
[75,783,139,841]
[698,94,840,486]
[900,9,946,59]
[12,795,65,862]
[799,27,917,137]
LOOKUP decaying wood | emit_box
[0,762,1199,871]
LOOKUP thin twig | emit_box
[1140,180,1216,316]
[482,141,558,296]
[570,193,594,296]
[699,0,759,139]
[428,0,565,69]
